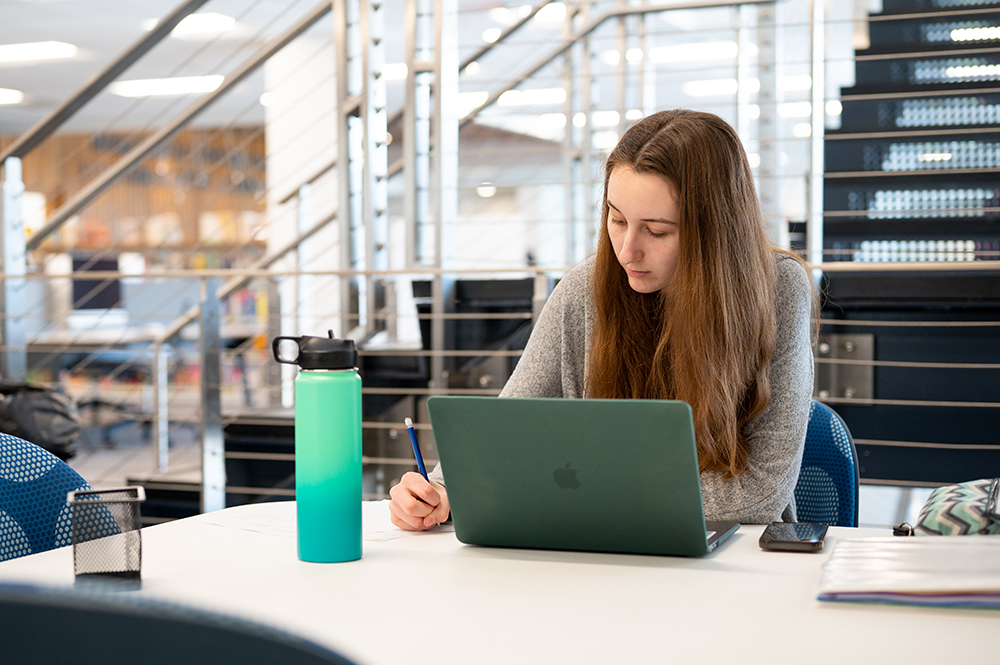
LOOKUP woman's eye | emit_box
[647,228,666,238]
[610,217,625,226]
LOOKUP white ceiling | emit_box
[0,0,556,137]
[1,0,848,156]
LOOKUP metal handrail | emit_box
[125,0,775,343]
[10,259,1000,282]
[459,0,777,129]
[457,0,554,74]
[275,0,557,206]
[819,318,1000,328]
[0,0,211,163]
[24,0,335,251]
[277,0,775,202]
[157,206,339,344]
[866,6,1000,22]
[815,261,1000,273]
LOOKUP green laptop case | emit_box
[427,396,712,557]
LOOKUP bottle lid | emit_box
[296,336,357,370]
[272,333,357,370]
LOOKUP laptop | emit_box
[426,396,739,557]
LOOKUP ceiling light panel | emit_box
[142,13,238,39]
[533,4,566,23]
[0,41,78,64]
[497,88,566,106]
[0,88,25,105]
[109,75,225,97]
[649,41,740,64]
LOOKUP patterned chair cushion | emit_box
[794,401,859,528]
[0,433,92,562]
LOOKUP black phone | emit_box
[758,521,828,552]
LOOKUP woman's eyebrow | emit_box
[608,200,676,224]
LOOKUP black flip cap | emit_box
[273,335,357,370]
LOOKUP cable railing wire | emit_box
[22,0,292,195]
[6,0,998,495]
[18,19,346,381]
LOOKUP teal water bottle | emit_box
[272,332,361,563]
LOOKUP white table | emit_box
[1,501,997,665]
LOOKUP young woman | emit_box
[389,109,814,530]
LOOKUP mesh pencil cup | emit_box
[67,486,146,580]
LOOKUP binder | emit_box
[818,537,1000,609]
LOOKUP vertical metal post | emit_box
[429,276,447,390]
[266,277,283,406]
[615,1,627,139]
[736,5,754,144]
[383,279,397,340]
[334,0,388,341]
[532,273,549,323]
[578,1,595,256]
[636,14,647,117]
[1,157,27,381]
[334,0,360,339]
[562,4,578,266]
[405,0,433,267]
[808,0,826,278]
[296,183,313,335]
[429,0,458,391]
[364,0,389,339]
[278,194,303,408]
[200,278,225,513]
[757,2,784,247]
[406,0,454,392]
[642,12,657,117]
[153,341,170,472]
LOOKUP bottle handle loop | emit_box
[271,336,301,365]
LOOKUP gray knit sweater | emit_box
[431,253,814,524]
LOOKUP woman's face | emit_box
[606,166,680,294]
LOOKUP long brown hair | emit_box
[587,109,780,478]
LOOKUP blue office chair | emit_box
[0,582,358,665]
[0,432,93,562]
[794,401,859,527]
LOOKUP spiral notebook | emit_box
[818,537,1000,609]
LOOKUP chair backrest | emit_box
[794,401,860,527]
[0,432,92,562]
[0,583,358,665]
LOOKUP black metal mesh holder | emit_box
[67,486,147,583]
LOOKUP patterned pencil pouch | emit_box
[912,478,1000,536]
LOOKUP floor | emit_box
[68,421,204,490]
[68,427,936,530]
[856,484,934,530]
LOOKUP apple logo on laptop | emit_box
[553,463,580,489]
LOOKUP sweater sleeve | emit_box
[499,260,591,399]
[698,256,815,524]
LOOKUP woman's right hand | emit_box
[388,472,450,531]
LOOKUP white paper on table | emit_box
[199,500,453,541]
[362,499,455,541]
[200,507,297,538]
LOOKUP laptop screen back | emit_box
[427,396,716,557]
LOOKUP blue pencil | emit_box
[404,417,428,480]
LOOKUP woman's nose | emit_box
[619,230,643,264]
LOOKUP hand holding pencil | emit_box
[387,418,450,531]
